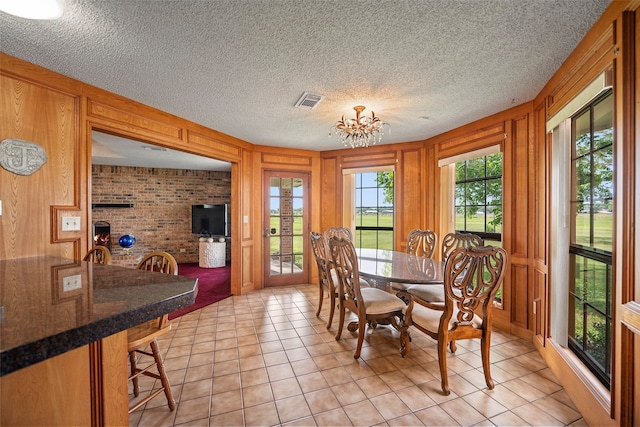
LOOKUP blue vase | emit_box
[118,234,136,249]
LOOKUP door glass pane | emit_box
[293,197,303,215]
[270,237,280,256]
[270,178,280,195]
[266,172,307,282]
[293,216,303,235]
[293,235,303,254]
[270,197,280,216]
[292,178,303,196]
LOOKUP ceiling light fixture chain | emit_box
[330,105,389,149]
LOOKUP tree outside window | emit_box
[455,153,503,246]
[568,90,613,389]
[354,171,394,250]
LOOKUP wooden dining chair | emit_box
[399,245,508,395]
[310,231,339,329]
[404,231,483,303]
[82,245,111,265]
[128,250,178,413]
[407,229,438,258]
[328,236,406,359]
[323,227,353,243]
[392,229,438,293]
[441,231,483,262]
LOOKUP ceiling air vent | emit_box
[295,92,324,110]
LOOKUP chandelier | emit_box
[330,105,389,149]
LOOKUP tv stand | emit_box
[199,238,225,268]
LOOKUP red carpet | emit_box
[168,263,231,319]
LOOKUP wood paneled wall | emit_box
[0,71,84,260]
[530,3,638,426]
[0,52,251,296]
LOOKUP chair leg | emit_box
[437,338,450,395]
[353,317,367,359]
[150,339,176,411]
[326,291,336,330]
[399,322,411,357]
[316,284,324,318]
[129,351,139,397]
[335,299,345,341]
[481,335,494,390]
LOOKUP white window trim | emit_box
[438,145,500,168]
[546,72,611,132]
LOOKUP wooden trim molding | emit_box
[50,205,82,243]
[621,301,640,335]
[87,100,183,142]
[616,9,637,427]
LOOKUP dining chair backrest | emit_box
[83,246,112,265]
[136,250,178,275]
[406,229,437,259]
[441,232,483,263]
[327,235,363,314]
[443,245,507,324]
[323,227,353,245]
[310,231,338,328]
[310,231,331,283]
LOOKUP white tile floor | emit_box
[128,284,587,426]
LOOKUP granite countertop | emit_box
[0,256,198,376]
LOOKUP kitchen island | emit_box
[0,256,198,426]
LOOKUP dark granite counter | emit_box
[0,256,198,376]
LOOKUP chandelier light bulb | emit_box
[330,105,389,149]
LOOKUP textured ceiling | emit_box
[1,0,610,167]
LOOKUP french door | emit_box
[263,171,309,286]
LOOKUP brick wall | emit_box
[91,165,231,263]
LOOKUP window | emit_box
[455,152,503,245]
[568,90,613,389]
[354,171,393,250]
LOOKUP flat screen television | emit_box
[192,204,228,236]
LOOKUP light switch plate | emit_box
[61,216,81,231]
[62,274,82,292]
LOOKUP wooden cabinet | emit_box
[0,333,128,426]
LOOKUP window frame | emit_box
[454,152,503,243]
[353,170,394,250]
[567,89,614,389]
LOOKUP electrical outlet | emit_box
[61,216,81,231]
[62,274,82,292]
[180,248,186,252]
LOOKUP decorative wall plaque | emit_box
[0,138,48,176]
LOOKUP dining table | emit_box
[356,248,445,291]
